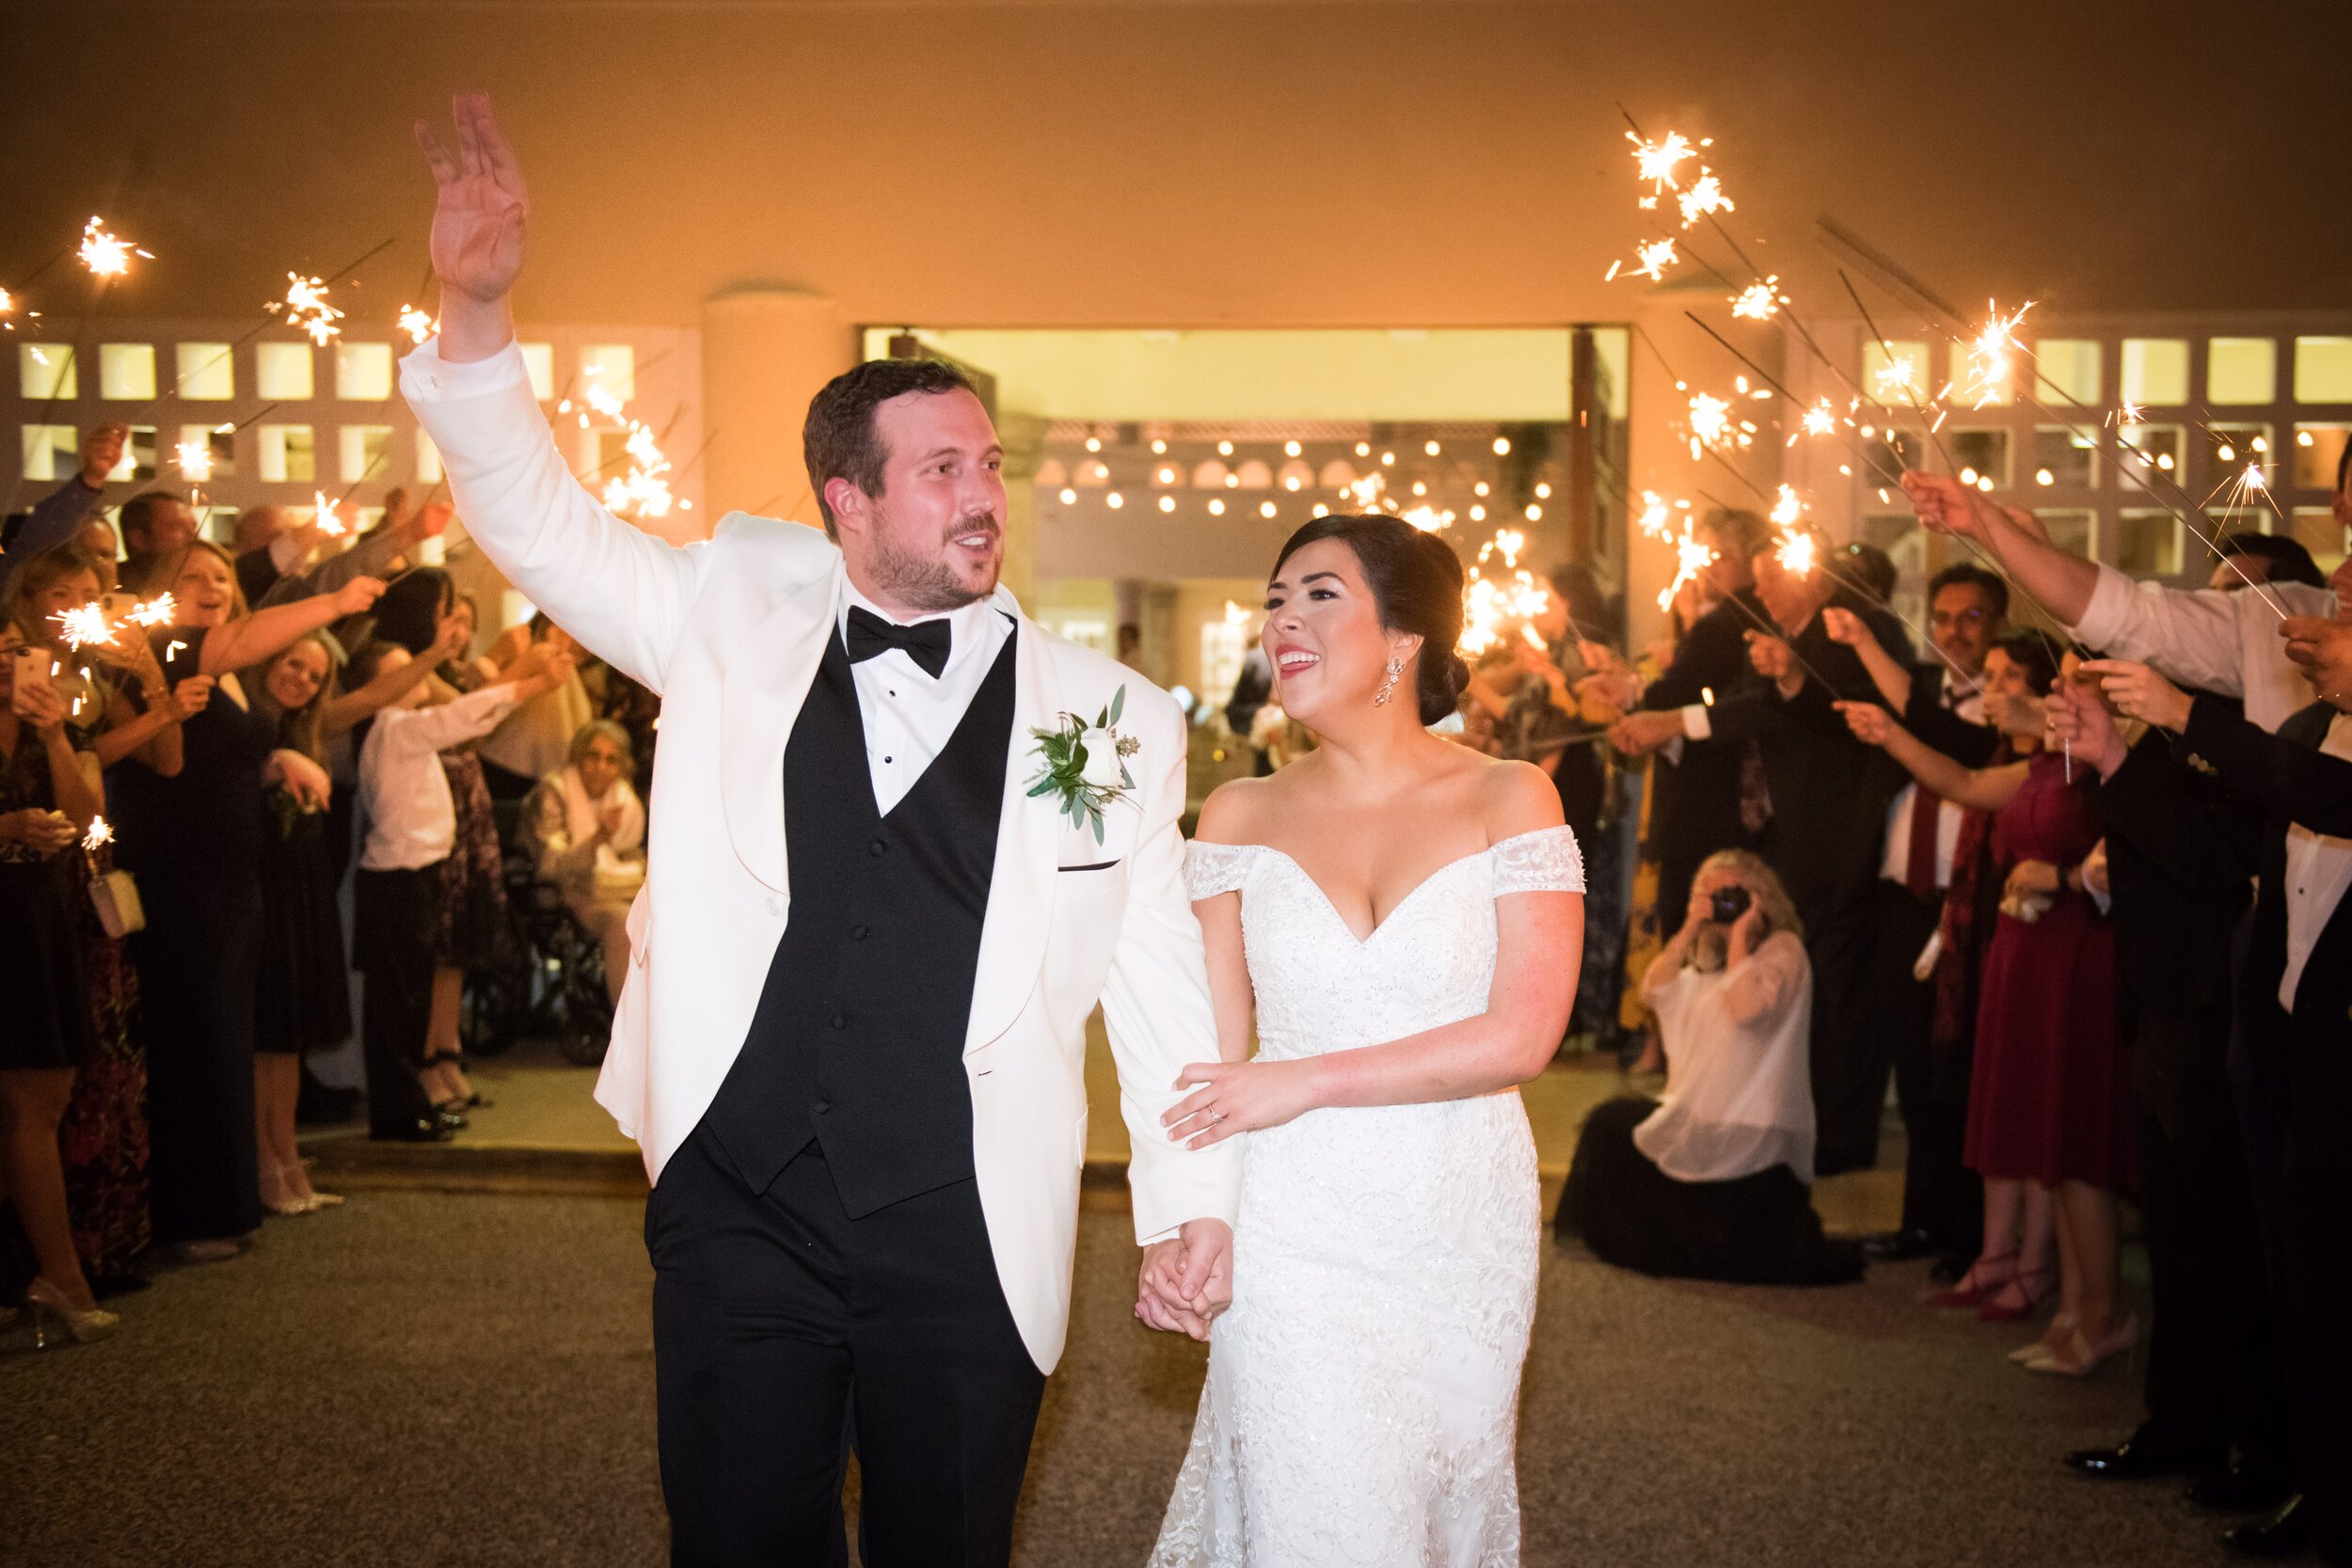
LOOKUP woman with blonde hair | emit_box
[1559,848,1863,1284]
[520,719,645,1004]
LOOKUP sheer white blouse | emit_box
[1633,927,1817,1184]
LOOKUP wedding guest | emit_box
[520,720,646,1005]
[2046,677,2293,1513]
[231,504,309,606]
[1840,639,2137,1374]
[476,611,595,799]
[1559,850,1861,1285]
[111,542,384,1260]
[116,491,202,595]
[2206,531,2325,595]
[353,640,572,1140]
[0,623,116,1344]
[0,423,124,602]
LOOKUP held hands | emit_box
[1164,1058,1319,1150]
[415,94,530,307]
[1136,1217,1234,1342]
[2078,658,2192,732]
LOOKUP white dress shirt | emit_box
[2068,564,2338,734]
[358,685,522,871]
[1879,675,1985,890]
[838,580,1012,815]
[2280,710,2352,1009]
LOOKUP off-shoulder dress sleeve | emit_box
[1184,840,1260,900]
[1488,825,1585,895]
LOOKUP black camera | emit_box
[1708,885,1752,924]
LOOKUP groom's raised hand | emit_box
[413,92,528,361]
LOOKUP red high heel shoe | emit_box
[1979,1265,2058,1323]
[1927,1251,2018,1309]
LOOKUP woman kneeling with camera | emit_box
[1557,849,1863,1285]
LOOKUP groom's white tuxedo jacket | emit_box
[401,341,1239,1370]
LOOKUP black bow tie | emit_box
[845,606,952,679]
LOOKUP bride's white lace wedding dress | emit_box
[1150,826,1585,1568]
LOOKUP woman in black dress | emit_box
[0,622,114,1342]
[111,542,384,1260]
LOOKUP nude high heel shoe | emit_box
[24,1279,120,1348]
[2026,1314,2141,1377]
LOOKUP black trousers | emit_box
[353,865,441,1137]
[647,1128,1046,1568]
[2282,1166,2352,1556]
[2131,1001,2292,1480]
[1802,887,1884,1176]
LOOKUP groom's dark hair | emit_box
[803,357,977,539]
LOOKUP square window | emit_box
[174,343,235,401]
[109,426,158,483]
[2033,340,2102,406]
[580,343,635,403]
[2203,422,2271,471]
[2116,510,2184,577]
[98,343,156,401]
[414,429,442,483]
[2207,338,2276,405]
[258,424,316,483]
[1860,424,1925,483]
[2293,424,2350,490]
[2041,509,2096,559]
[2291,507,2346,569]
[19,423,78,482]
[2206,509,2269,546]
[594,427,635,477]
[2119,424,2184,492]
[199,508,238,549]
[179,423,236,481]
[2294,337,2352,403]
[1863,341,1930,404]
[256,342,315,400]
[334,341,394,401]
[2120,339,2188,407]
[519,342,555,401]
[19,343,76,401]
[2032,425,2098,488]
[1950,429,2011,489]
[341,424,395,483]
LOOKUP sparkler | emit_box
[1687,391,1733,455]
[1769,483,1804,531]
[1774,531,1818,578]
[1628,130,1699,193]
[1635,491,1678,540]
[579,371,682,520]
[83,816,113,852]
[78,217,150,278]
[52,604,114,650]
[312,492,348,537]
[1801,399,1839,437]
[1961,300,2032,407]
[1629,237,1679,282]
[1658,524,1718,612]
[268,273,346,346]
[128,593,177,627]
[1677,170,1733,229]
[176,437,214,483]
[397,304,437,345]
[1731,277,1782,321]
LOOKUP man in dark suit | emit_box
[1606,507,1773,942]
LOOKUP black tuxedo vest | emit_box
[700,622,1017,1213]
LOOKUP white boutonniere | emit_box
[1027,685,1141,843]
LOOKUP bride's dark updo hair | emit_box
[1270,515,1470,725]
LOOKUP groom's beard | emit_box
[869,507,1002,613]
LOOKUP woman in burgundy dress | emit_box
[1841,635,2134,1376]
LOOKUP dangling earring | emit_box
[1373,656,1404,706]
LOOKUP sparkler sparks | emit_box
[582,371,681,520]
[1457,531,1553,657]
[1774,531,1819,578]
[1629,238,1679,282]
[1677,169,1733,229]
[176,438,214,483]
[1635,491,1677,540]
[1769,483,1804,530]
[83,816,114,852]
[312,492,347,537]
[397,305,437,345]
[1687,391,1733,457]
[1801,399,1839,437]
[78,217,151,278]
[1658,525,1718,611]
[1628,130,1699,192]
[53,604,114,650]
[268,273,346,346]
[1962,300,2032,407]
[1730,277,1783,321]
[128,594,177,627]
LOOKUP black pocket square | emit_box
[1057,860,1120,873]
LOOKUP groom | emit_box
[404,97,1238,1564]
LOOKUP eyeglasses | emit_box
[1931,610,1987,629]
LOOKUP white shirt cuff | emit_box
[2063,561,2137,648]
[399,336,530,403]
[1679,703,1711,742]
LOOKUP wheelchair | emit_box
[459,804,617,1069]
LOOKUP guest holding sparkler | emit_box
[111,541,384,1260]
[0,424,126,603]
[1840,640,2137,1375]
[0,620,114,1344]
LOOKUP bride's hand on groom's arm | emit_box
[1162,1059,1319,1150]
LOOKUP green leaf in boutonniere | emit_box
[1027,683,1143,845]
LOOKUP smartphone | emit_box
[9,646,56,718]
[100,591,138,622]
[1708,884,1752,924]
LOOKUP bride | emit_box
[1144,515,1586,1565]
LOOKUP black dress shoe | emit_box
[2225,1495,2311,1560]
[373,1117,456,1144]
[1860,1227,1940,1262]
[2065,1435,2195,1481]
[2189,1466,2296,1513]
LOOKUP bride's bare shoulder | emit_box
[1194,773,1282,846]
[1466,753,1566,840]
